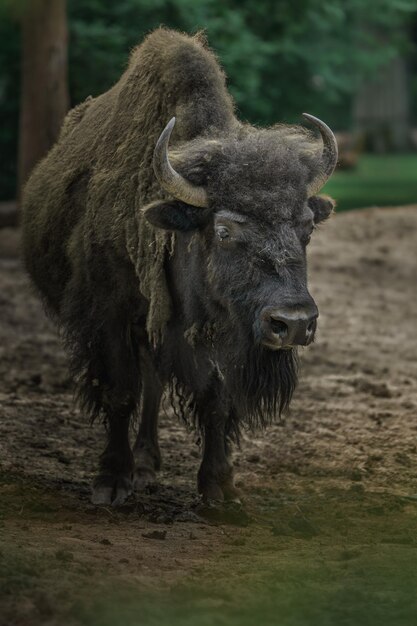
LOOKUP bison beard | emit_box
[227,346,299,430]
[166,324,299,440]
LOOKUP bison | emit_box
[22,28,337,506]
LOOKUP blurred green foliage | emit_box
[0,0,416,199]
[323,154,417,210]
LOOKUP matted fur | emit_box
[226,347,299,429]
[22,28,237,418]
[165,347,298,441]
[22,28,236,341]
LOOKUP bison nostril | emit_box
[307,320,315,333]
[270,318,288,338]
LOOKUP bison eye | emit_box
[216,225,230,241]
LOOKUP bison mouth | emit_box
[261,340,295,352]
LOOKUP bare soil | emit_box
[1,206,417,626]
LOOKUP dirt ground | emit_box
[1,205,417,626]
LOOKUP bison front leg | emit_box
[132,349,163,492]
[197,397,241,504]
[76,316,141,507]
[92,411,134,506]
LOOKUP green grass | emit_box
[322,154,417,211]
[2,472,417,626]
[3,540,417,626]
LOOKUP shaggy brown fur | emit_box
[22,28,235,340]
[22,28,335,506]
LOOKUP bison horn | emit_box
[153,117,209,208]
[302,113,338,195]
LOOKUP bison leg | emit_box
[132,350,163,492]
[92,411,134,507]
[197,399,241,504]
[80,316,141,506]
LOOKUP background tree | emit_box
[0,0,416,201]
[18,0,69,192]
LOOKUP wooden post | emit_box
[18,0,69,194]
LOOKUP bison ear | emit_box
[308,195,336,224]
[143,200,211,232]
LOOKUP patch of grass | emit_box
[72,551,417,626]
[3,541,417,626]
[0,546,76,624]
[2,472,417,626]
[0,470,78,522]
[323,154,417,211]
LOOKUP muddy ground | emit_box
[0,206,417,626]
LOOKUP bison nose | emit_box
[260,306,318,349]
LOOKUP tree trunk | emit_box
[18,0,69,194]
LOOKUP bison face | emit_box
[144,115,337,351]
[145,194,334,351]
[208,205,323,351]
[207,196,333,350]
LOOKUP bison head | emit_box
[145,115,337,350]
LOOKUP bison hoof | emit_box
[91,473,133,507]
[133,447,160,493]
[199,480,242,505]
[133,467,157,492]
